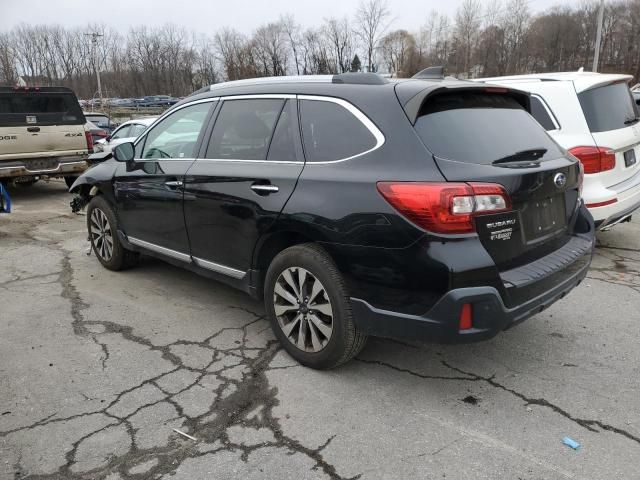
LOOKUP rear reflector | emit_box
[569,146,615,174]
[376,182,511,234]
[586,198,618,208]
[84,130,94,154]
[459,304,473,330]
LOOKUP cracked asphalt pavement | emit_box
[1,180,639,480]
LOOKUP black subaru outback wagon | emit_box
[71,71,595,369]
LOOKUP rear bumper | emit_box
[350,235,594,344]
[0,157,88,179]
[587,169,640,228]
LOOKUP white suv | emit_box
[475,71,640,229]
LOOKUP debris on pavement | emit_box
[173,428,198,441]
[562,437,581,450]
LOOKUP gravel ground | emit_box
[1,180,639,480]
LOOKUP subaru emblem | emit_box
[554,172,567,189]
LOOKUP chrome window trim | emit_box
[531,94,561,131]
[193,158,303,165]
[297,94,386,164]
[128,237,191,262]
[220,94,296,101]
[192,256,246,279]
[194,94,385,166]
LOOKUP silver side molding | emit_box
[192,256,246,279]
[127,237,192,263]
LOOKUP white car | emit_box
[475,71,640,229]
[95,117,157,153]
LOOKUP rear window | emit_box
[85,115,111,128]
[578,82,638,133]
[413,91,562,165]
[0,92,84,127]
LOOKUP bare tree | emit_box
[354,0,391,72]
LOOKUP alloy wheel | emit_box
[273,267,334,353]
[90,207,114,261]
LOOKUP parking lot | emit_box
[0,180,638,479]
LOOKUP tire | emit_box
[86,195,139,271]
[264,243,367,369]
[64,176,76,189]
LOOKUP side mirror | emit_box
[113,142,135,162]
[105,135,112,142]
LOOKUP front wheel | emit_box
[86,195,139,271]
[264,243,367,369]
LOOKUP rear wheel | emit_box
[264,243,367,369]
[86,195,139,271]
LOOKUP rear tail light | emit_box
[84,130,94,154]
[376,182,511,234]
[569,146,615,174]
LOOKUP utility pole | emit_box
[85,32,104,105]
[592,0,605,72]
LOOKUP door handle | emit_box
[250,184,279,194]
[165,180,183,188]
[27,126,40,133]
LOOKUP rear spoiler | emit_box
[396,81,531,125]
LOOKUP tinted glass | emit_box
[206,99,284,160]
[414,92,562,165]
[267,100,298,162]
[111,125,131,140]
[578,82,639,133]
[141,102,211,160]
[530,96,557,131]
[300,100,376,162]
[0,92,84,126]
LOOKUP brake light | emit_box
[376,182,511,234]
[569,146,615,174]
[85,130,94,154]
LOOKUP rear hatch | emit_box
[400,85,582,269]
[577,80,640,188]
[0,88,88,160]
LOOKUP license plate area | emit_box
[624,149,637,168]
[520,195,566,243]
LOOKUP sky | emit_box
[1,0,581,34]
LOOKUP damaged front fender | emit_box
[69,158,120,213]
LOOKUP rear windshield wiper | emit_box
[624,116,640,125]
[491,148,547,165]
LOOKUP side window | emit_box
[300,99,376,162]
[530,96,558,131]
[267,100,298,162]
[141,102,212,160]
[111,125,131,140]
[206,99,284,160]
[129,123,147,138]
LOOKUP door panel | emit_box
[114,101,215,255]
[184,98,304,273]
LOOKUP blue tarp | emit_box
[0,183,11,213]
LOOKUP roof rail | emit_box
[332,72,388,85]
[412,66,445,80]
